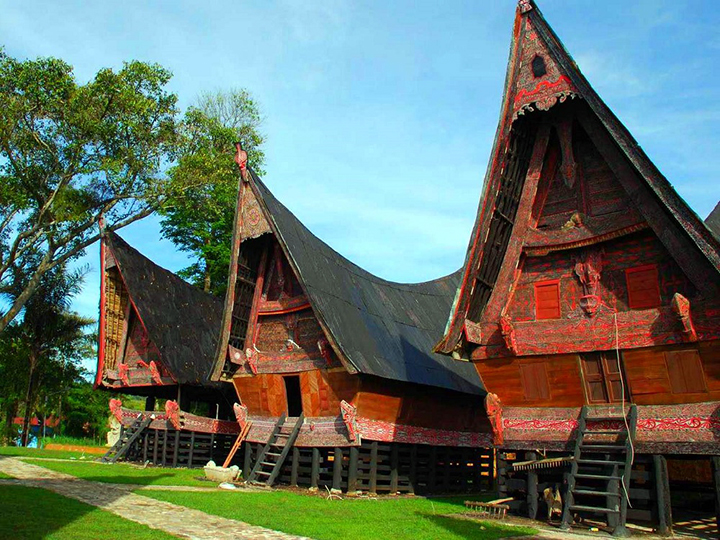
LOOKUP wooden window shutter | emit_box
[534,280,561,319]
[519,363,551,401]
[665,349,707,394]
[626,265,661,309]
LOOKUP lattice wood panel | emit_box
[104,267,129,370]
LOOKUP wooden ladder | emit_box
[101,414,152,463]
[561,404,638,537]
[246,413,304,486]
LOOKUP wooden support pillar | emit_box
[712,457,720,536]
[172,430,180,467]
[429,446,438,493]
[209,432,215,462]
[369,441,378,494]
[144,396,155,412]
[243,442,252,479]
[152,428,159,464]
[497,453,508,499]
[142,432,149,463]
[653,455,672,536]
[311,448,321,489]
[442,447,451,492]
[409,445,417,495]
[348,446,359,492]
[390,444,399,493]
[333,447,343,492]
[290,447,300,487]
[607,463,620,530]
[526,451,538,520]
[161,431,168,466]
[188,431,195,467]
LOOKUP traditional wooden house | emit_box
[203,149,494,494]
[96,232,240,467]
[435,1,720,535]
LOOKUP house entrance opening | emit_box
[284,375,303,417]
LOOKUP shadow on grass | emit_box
[422,513,534,540]
[0,483,171,540]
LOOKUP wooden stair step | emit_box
[583,430,625,435]
[266,452,281,458]
[573,489,621,497]
[577,459,626,466]
[255,471,272,476]
[260,461,276,467]
[586,416,626,422]
[570,505,619,514]
[574,473,622,481]
[580,444,626,451]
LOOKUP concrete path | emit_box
[0,456,309,540]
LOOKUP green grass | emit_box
[0,471,12,479]
[0,484,175,540]
[143,490,537,540]
[0,445,95,460]
[22,458,213,487]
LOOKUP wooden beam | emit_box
[348,446,359,493]
[369,442,379,494]
[429,446,438,493]
[333,447,343,492]
[713,457,720,536]
[290,447,300,487]
[653,455,672,536]
[243,442,252,480]
[526,452,538,520]
[409,445,417,495]
[390,445,399,494]
[188,431,195,467]
[311,448,320,489]
[172,430,180,467]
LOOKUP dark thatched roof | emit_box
[249,173,485,396]
[107,231,223,386]
[707,202,720,238]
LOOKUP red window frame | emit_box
[625,264,661,309]
[534,279,561,320]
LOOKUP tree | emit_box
[0,49,184,332]
[4,261,94,445]
[160,89,265,295]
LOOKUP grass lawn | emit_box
[0,484,175,540]
[143,490,538,540]
[0,446,96,460]
[22,458,212,487]
[0,472,12,479]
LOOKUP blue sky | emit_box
[2,0,718,373]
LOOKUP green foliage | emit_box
[0,48,182,331]
[60,383,113,441]
[160,89,265,295]
[0,484,176,539]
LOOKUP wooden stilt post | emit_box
[369,441,378,494]
[607,463,620,530]
[409,444,417,494]
[142,432,148,463]
[390,444,399,493]
[653,455,672,536]
[145,396,155,412]
[243,442,252,480]
[526,451,538,520]
[188,431,195,467]
[172,430,180,467]
[429,446,438,493]
[290,447,300,487]
[161,431,168,466]
[333,447,343,492]
[712,457,720,536]
[348,446,359,493]
[311,448,320,489]
[152,428,159,464]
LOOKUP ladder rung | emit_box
[266,452,281,457]
[255,471,271,476]
[570,505,619,514]
[575,474,622,481]
[586,416,626,422]
[583,430,625,435]
[573,489,621,497]
[577,459,625,466]
[260,461,275,467]
[580,444,626,451]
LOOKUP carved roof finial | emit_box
[519,0,533,14]
[234,141,249,183]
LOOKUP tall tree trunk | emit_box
[2,402,18,445]
[21,349,39,447]
[203,240,211,293]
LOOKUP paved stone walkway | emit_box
[0,456,309,540]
